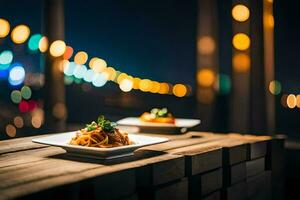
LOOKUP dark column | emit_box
[43,0,66,131]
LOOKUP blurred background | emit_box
[0,0,299,198]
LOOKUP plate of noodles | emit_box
[117,108,201,134]
[32,116,169,159]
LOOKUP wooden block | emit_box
[247,141,267,160]
[222,181,247,200]
[189,168,223,199]
[170,142,222,176]
[136,156,185,187]
[247,171,271,200]
[138,178,188,200]
[223,162,246,186]
[154,178,188,200]
[223,144,247,166]
[246,157,265,178]
[202,190,221,200]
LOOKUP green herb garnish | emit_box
[86,121,98,131]
[85,116,117,133]
[151,108,169,118]
[97,115,116,133]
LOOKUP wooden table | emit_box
[0,132,285,200]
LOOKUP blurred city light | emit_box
[92,73,107,87]
[74,51,88,65]
[119,78,133,92]
[232,4,250,22]
[287,94,296,109]
[197,36,215,55]
[11,24,30,44]
[269,80,281,95]
[197,69,215,87]
[10,90,22,103]
[5,124,16,137]
[38,36,49,52]
[8,64,25,86]
[173,84,187,97]
[233,53,250,72]
[0,18,10,38]
[49,40,66,57]
[28,34,42,51]
[21,86,32,99]
[232,33,250,50]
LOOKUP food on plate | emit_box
[70,116,134,148]
[140,108,175,124]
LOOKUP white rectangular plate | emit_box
[117,117,200,128]
[32,132,169,159]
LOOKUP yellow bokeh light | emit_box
[232,33,250,51]
[117,73,128,84]
[232,4,250,22]
[119,78,133,92]
[158,83,170,94]
[265,14,274,28]
[197,36,215,55]
[49,40,66,57]
[287,94,296,109]
[89,57,107,73]
[232,53,250,72]
[296,95,300,108]
[6,124,16,137]
[173,84,187,97]
[11,24,30,44]
[39,36,49,53]
[0,18,10,38]
[139,79,152,92]
[197,69,215,87]
[14,116,24,128]
[103,67,116,80]
[133,78,141,90]
[74,51,88,65]
[150,81,160,93]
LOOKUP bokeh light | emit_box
[133,78,141,90]
[117,73,128,84]
[287,94,296,109]
[102,67,116,80]
[150,81,160,93]
[0,18,10,38]
[233,53,250,72]
[64,61,76,76]
[197,69,215,87]
[296,95,300,108]
[52,103,67,119]
[92,73,107,87]
[11,24,30,44]
[19,100,29,112]
[265,14,274,28]
[197,36,215,55]
[21,86,32,99]
[158,83,170,94]
[280,94,288,108]
[8,64,25,86]
[39,36,48,52]
[49,40,66,57]
[83,69,95,82]
[31,108,44,128]
[269,80,281,95]
[6,124,16,137]
[63,46,74,60]
[232,33,250,51]
[14,116,24,128]
[173,84,187,97]
[0,50,13,70]
[10,90,22,103]
[119,78,133,92]
[232,4,250,22]
[218,74,231,95]
[73,64,87,79]
[74,51,88,65]
[89,57,107,73]
[139,79,152,92]
[28,34,42,51]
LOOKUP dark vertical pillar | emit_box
[43,0,66,131]
[250,0,267,133]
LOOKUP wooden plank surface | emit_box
[0,132,276,200]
